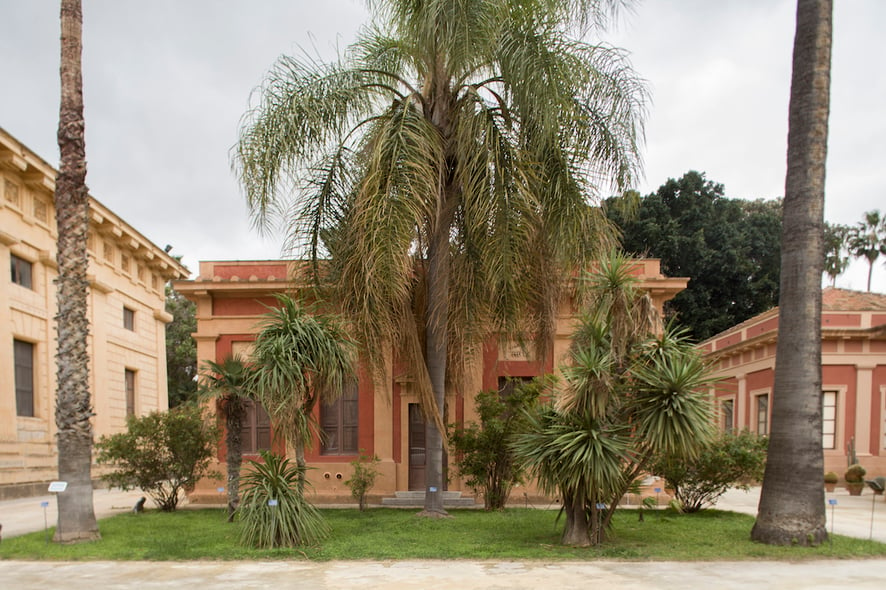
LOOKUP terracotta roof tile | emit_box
[822,287,886,311]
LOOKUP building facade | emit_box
[1,127,187,498]
[701,288,886,477]
[175,258,687,503]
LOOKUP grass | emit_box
[1,507,884,561]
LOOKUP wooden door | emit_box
[408,403,425,490]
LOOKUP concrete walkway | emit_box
[1,486,886,588]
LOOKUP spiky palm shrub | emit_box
[250,295,355,492]
[513,254,716,546]
[238,451,329,548]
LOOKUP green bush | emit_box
[845,463,866,483]
[95,404,218,511]
[238,451,329,548]
[345,451,381,511]
[651,429,768,513]
[450,379,542,510]
[824,471,839,484]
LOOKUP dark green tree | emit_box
[166,286,197,407]
[606,171,781,341]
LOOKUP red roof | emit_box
[822,287,886,311]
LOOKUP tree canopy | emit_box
[166,286,198,407]
[606,171,782,341]
[236,0,647,514]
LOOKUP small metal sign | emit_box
[267,499,278,507]
[48,481,67,493]
[595,503,606,510]
[828,499,837,506]
[217,487,225,493]
[40,501,49,508]
[654,487,662,494]
[429,486,437,493]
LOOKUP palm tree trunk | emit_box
[751,0,831,546]
[225,403,243,522]
[561,492,590,546]
[421,200,451,516]
[54,0,99,542]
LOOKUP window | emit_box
[241,400,271,454]
[321,381,359,455]
[721,399,734,432]
[822,391,837,449]
[123,307,135,331]
[125,369,136,416]
[10,254,33,289]
[14,339,35,417]
[497,376,535,399]
[756,394,769,436]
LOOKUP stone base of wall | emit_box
[0,478,107,501]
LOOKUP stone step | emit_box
[381,490,478,507]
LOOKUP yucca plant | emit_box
[238,451,329,548]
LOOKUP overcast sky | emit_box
[2,1,884,292]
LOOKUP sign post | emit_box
[48,481,67,541]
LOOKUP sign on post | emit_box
[48,481,67,493]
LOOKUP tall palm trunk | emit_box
[224,399,245,522]
[751,0,831,546]
[55,0,99,542]
[422,194,453,516]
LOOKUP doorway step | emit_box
[381,490,477,507]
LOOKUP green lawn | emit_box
[1,508,884,561]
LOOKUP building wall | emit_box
[178,258,687,503]
[701,292,886,478]
[0,127,187,497]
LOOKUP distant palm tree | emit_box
[250,295,355,491]
[847,210,885,292]
[822,222,849,287]
[236,0,645,515]
[54,0,99,542]
[200,355,255,521]
[751,0,831,546]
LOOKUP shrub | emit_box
[95,405,218,511]
[345,451,381,511]
[238,451,329,548]
[845,463,866,483]
[449,379,542,510]
[651,429,768,513]
[824,471,839,484]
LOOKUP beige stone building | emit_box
[175,258,686,504]
[1,127,187,498]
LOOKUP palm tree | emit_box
[751,0,831,546]
[847,210,885,292]
[822,222,849,287]
[250,295,355,491]
[200,355,255,521]
[54,0,99,542]
[513,255,715,546]
[235,0,645,516]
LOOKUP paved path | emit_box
[2,558,886,589]
[1,486,885,588]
